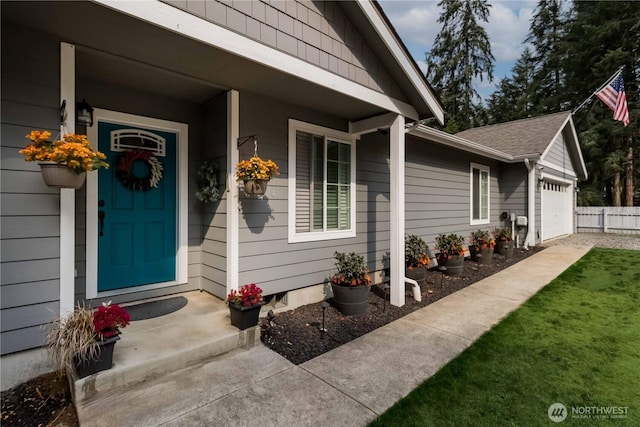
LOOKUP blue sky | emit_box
[378,0,538,101]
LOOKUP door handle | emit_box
[98,211,105,236]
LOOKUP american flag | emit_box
[595,72,630,126]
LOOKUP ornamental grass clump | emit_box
[330,251,372,287]
[46,302,130,372]
[405,234,431,269]
[435,233,466,258]
[235,156,280,182]
[227,283,263,307]
[19,130,109,173]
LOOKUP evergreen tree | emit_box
[526,0,568,114]
[426,0,494,132]
[485,48,536,124]
[564,1,639,206]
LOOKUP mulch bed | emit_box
[1,371,78,427]
[261,247,544,365]
[1,247,543,427]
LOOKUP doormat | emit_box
[126,296,188,321]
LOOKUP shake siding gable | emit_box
[162,0,407,102]
[543,131,576,176]
[1,24,61,355]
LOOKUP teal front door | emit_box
[97,122,177,292]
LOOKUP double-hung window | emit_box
[470,163,490,224]
[288,119,356,242]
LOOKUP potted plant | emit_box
[46,302,130,379]
[435,233,466,276]
[405,234,431,285]
[19,130,109,189]
[492,227,514,257]
[330,251,372,316]
[227,283,264,330]
[235,156,280,195]
[468,230,494,264]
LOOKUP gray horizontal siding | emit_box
[405,136,503,249]
[499,163,528,243]
[200,95,228,299]
[1,23,62,355]
[163,0,406,101]
[236,91,388,295]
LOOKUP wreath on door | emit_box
[115,149,163,191]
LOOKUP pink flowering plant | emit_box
[93,302,130,339]
[227,283,263,307]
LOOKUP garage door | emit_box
[542,181,573,241]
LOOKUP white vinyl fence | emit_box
[576,207,640,235]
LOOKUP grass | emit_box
[370,248,640,426]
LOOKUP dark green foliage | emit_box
[331,252,370,286]
[405,234,430,268]
[426,0,494,132]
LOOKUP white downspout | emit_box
[524,159,536,248]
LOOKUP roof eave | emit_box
[358,0,445,125]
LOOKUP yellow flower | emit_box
[18,131,109,173]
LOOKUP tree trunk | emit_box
[624,141,634,207]
[612,171,622,207]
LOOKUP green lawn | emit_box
[370,248,640,426]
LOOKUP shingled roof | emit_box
[455,111,572,157]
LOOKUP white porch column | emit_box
[59,42,75,316]
[389,115,405,307]
[524,159,537,247]
[226,90,240,294]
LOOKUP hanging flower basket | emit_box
[236,156,279,196]
[243,179,268,195]
[19,130,108,189]
[39,161,86,189]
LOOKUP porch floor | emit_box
[71,290,259,405]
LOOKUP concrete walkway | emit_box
[79,245,591,427]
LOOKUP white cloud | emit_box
[379,0,537,97]
[486,1,535,62]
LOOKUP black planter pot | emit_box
[405,266,426,286]
[469,245,493,265]
[495,240,514,258]
[229,303,262,330]
[437,254,465,276]
[74,335,120,379]
[331,284,371,316]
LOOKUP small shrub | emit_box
[435,233,466,257]
[331,252,371,287]
[405,234,431,269]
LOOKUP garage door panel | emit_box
[542,181,572,241]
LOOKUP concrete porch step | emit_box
[70,291,260,406]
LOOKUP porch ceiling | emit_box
[2,1,385,120]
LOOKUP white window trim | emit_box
[288,119,357,243]
[470,162,490,225]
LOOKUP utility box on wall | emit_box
[516,216,528,226]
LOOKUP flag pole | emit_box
[572,65,625,114]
